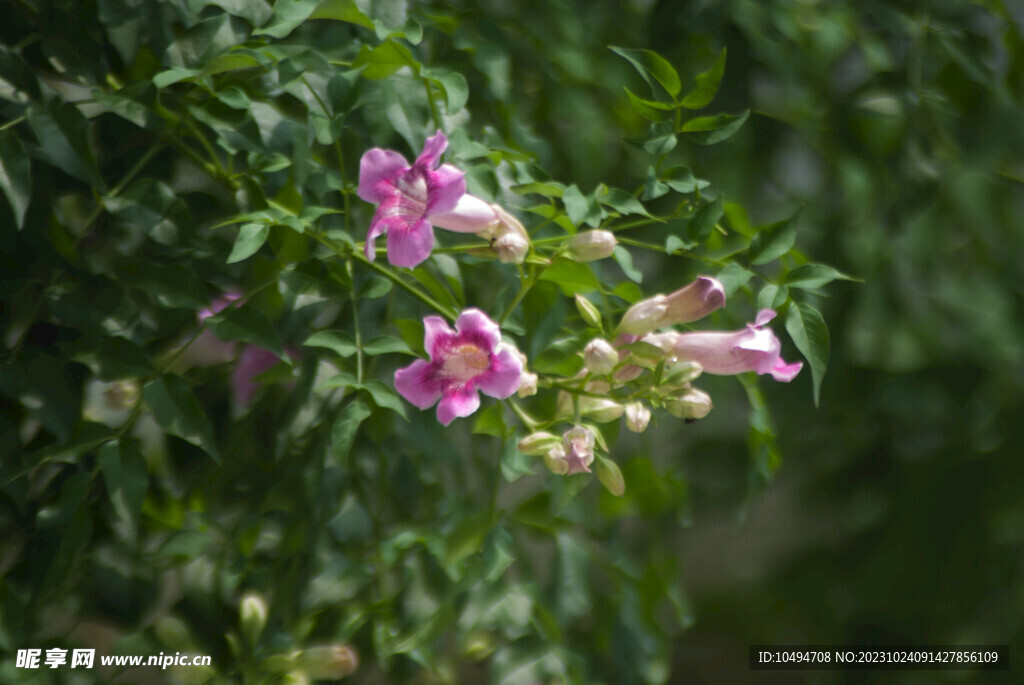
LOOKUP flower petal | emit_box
[425,164,466,216]
[358,149,409,203]
[386,218,435,268]
[364,208,391,261]
[416,130,448,168]
[436,383,480,425]
[769,358,803,382]
[431,194,498,233]
[755,309,778,326]
[476,347,523,399]
[454,308,501,350]
[423,316,455,359]
[394,359,443,409]
[232,345,280,408]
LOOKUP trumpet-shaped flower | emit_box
[562,425,596,474]
[671,309,803,382]
[358,130,467,268]
[617,276,726,336]
[394,309,523,425]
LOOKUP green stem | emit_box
[506,399,539,431]
[78,141,166,239]
[499,265,540,325]
[0,115,26,133]
[184,118,227,178]
[348,259,365,385]
[422,77,442,131]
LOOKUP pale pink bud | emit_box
[544,444,569,474]
[566,230,617,261]
[624,402,651,433]
[562,426,595,474]
[298,645,358,680]
[491,205,530,264]
[617,276,725,335]
[665,387,713,419]
[583,338,618,375]
[431,193,499,233]
[517,371,538,398]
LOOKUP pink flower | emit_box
[617,276,726,336]
[671,309,803,382]
[232,345,300,408]
[358,130,468,268]
[394,309,523,425]
[562,426,596,474]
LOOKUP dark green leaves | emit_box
[143,375,220,462]
[680,49,727,110]
[98,440,149,541]
[749,211,799,265]
[331,398,371,459]
[786,264,857,289]
[227,222,270,263]
[0,131,31,229]
[680,109,750,145]
[785,303,829,405]
[688,195,724,243]
[26,102,106,189]
[610,47,681,98]
[205,305,286,360]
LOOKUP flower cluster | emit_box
[361,134,803,498]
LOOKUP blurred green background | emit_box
[2,0,1023,682]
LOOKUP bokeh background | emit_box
[2,0,1022,683]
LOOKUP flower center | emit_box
[395,168,429,206]
[442,343,490,383]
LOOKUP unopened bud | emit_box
[517,371,538,398]
[581,398,624,423]
[491,205,530,264]
[518,431,561,456]
[298,645,358,680]
[544,444,569,474]
[661,360,703,387]
[566,230,617,261]
[583,338,618,375]
[624,402,651,433]
[617,295,669,336]
[665,387,713,419]
[575,294,603,330]
[595,455,626,496]
[240,592,268,643]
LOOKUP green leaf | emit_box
[361,380,408,420]
[360,275,393,299]
[624,87,672,122]
[612,246,642,283]
[304,330,357,357]
[610,46,681,97]
[785,264,857,289]
[426,69,469,114]
[143,375,220,462]
[785,303,829,406]
[121,263,209,310]
[26,102,106,190]
[353,40,420,79]
[206,305,285,360]
[444,510,494,570]
[716,263,754,297]
[538,259,600,295]
[687,195,724,243]
[30,422,115,466]
[253,0,320,38]
[757,284,788,311]
[749,212,799,265]
[362,336,414,356]
[331,399,371,460]
[473,403,506,438]
[561,184,589,228]
[200,52,263,78]
[599,188,649,217]
[680,48,727,110]
[500,435,536,483]
[98,439,148,542]
[152,67,201,88]
[482,525,516,582]
[0,131,31,229]
[316,372,358,391]
[661,166,709,193]
[680,109,750,145]
[227,222,269,263]
[84,336,155,380]
[104,178,191,245]
[510,181,565,198]
[309,0,374,28]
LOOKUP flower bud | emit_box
[624,402,651,433]
[518,431,562,456]
[491,205,530,264]
[575,294,603,330]
[297,645,358,680]
[544,444,569,474]
[517,371,538,398]
[581,398,624,423]
[595,455,625,496]
[661,360,703,388]
[617,295,669,336]
[583,338,618,375]
[240,592,268,643]
[562,426,596,474]
[665,387,713,420]
[566,230,617,261]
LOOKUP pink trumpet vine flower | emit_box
[394,309,523,425]
[358,130,468,268]
[671,309,803,382]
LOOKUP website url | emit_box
[101,653,212,669]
